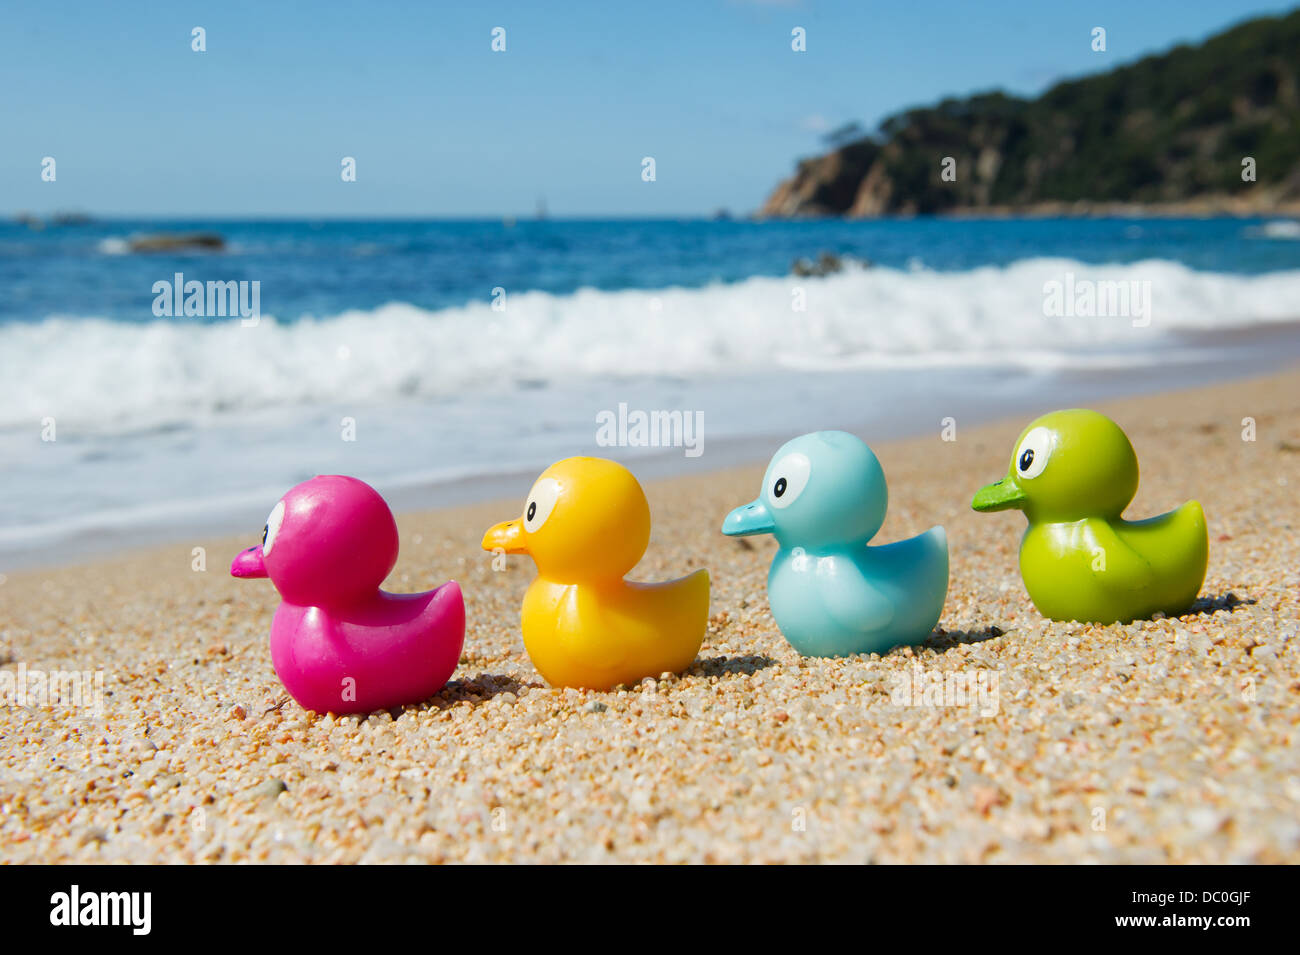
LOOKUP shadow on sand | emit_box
[922,626,1008,653]
[1183,592,1255,618]
[689,653,778,678]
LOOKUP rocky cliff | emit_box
[760,11,1300,217]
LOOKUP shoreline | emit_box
[8,341,1300,575]
[754,200,1300,222]
[12,361,1296,583]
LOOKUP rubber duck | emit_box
[230,475,464,714]
[481,456,709,690]
[722,431,948,656]
[971,409,1207,623]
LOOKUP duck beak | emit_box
[972,477,1027,512]
[722,499,776,537]
[482,519,528,554]
[230,545,268,578]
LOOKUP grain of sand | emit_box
[2,370,1298,863]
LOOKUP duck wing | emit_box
[820,557,895,633]
[1079,518,1155,592]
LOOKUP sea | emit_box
[3,215,1300,567]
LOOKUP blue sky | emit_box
[3,0,1292,217]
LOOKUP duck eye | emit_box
[523,478,560,532]
[767,452,811,510]
[262,499,286,557]
[1014,427,1052,480]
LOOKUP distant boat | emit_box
[536,198,549,220]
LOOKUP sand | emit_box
[2,368,1298,864]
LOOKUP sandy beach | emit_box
[2,368,1298,864]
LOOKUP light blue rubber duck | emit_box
[722,431,949,657]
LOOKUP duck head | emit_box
[723,431,887,549]
[230,475,400,608]
[972,409,1138,522]
[482,456,650,583]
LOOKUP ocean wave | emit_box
[4,257,1299,432]
[95,237,130,255]
[1245,220,1300,240]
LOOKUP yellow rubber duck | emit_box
[481,456,710,690]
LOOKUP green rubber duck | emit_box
[972,409,1207,624]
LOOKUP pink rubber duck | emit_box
[230,475,464,714]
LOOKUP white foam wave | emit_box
[4,258,1299,432]
[96,237,130,255]
[1246,219,1300,240]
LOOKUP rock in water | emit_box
[128,232,225,253]
[791,251,871,276]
